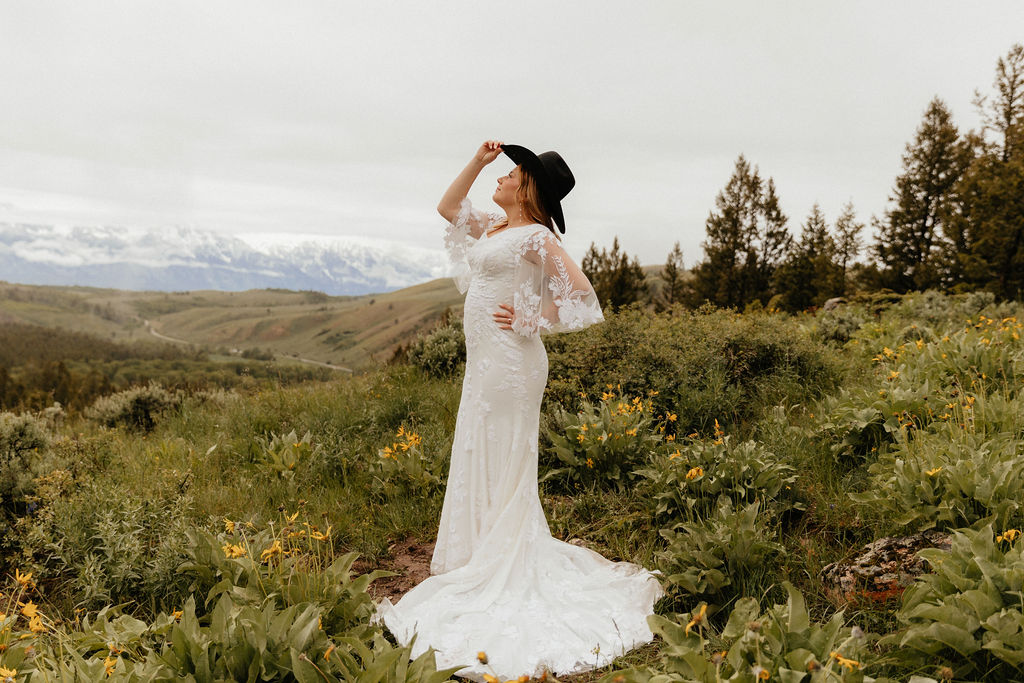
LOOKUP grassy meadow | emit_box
[2,290,1024,681]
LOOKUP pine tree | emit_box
[833,202,864,295]
[656,242,686,311]
[946,45,1024,297]
[773,204,842,311]
[974,43,1024,163]
[873,97,972,292]
[582,237,648,310]
[691,155,791,308]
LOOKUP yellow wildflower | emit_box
[830,651,860,671]
[0,667,17,682]
[577,434,585,442]
[261,540,284,563]
[666,434,675,442]
[925,467,942,477]
[997,529,1021,543]
[713,419,724,438]
[285,511,299,524]
[172,609,183,621]
[882,346,894,357]
[586,457,595,469]
[888,370,900,380]
[669,450,682,460]
[580,423,588,432]
[28,614,45,633]
[324,644,336,661]
[223,518,236,533]
[222,543,247,558]
[14,569,34,590]
[477,651,488,664]
[310,526,332,542]
[686,466,704,480]
[667,413,677,422]
[601,391,615,401]
[484,675,499,683]
[104,656,117,676]
[20,601,39,619]
[684,603,707,635]
[626,427,638,437]
[915,339,924,350]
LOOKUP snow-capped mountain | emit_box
[0,223,450,295]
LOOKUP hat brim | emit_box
[500,144,565,233]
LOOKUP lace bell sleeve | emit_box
[444,197,498,294]
[510,228,605,337]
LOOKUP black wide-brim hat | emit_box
[500,143,575,234]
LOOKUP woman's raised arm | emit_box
[437,140,503,222]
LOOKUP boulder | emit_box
[822,297,848,311]
[821,530,951,603]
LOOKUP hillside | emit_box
[0,278,464,371]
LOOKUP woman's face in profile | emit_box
[492,165,521,208]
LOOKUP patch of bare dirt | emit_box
[356,537,435,603]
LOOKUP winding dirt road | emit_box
[143,320,353,373]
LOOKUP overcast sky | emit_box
[1,1,1021,268]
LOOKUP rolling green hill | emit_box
[0,279,464,372]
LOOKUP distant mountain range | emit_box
[0,223,449,295]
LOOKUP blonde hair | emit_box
[494,165,557,235]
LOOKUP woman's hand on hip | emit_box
[475,140,503,165]
[493,303,515,330]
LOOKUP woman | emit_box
[375,141,663,680]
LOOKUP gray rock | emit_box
[821,530,951,603]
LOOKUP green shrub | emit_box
[888,525,1024,678]
[408,320,465,377]
[15,479,195,612]
[609,582,875,682]
[0,410,51,503]
[545,306,840,434]
[638,433,799,523]
[851,431,1024,532]
[656,501,784,607]
[541,393,663,492]
[86,381,182,432]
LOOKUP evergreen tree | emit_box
[946,45,1024,297]
[773,204,842,311]
[656,242,686,311]
[974,43,1024,162]
[833,201,864,295]
[581,237,648,310]
[691,155,791,308]
[873,97,972,292]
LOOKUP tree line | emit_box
[583,44,1024,311]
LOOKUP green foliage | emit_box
[542,393,663,492]
[656,502,783,607]
[851,431,1024,532]
[582,236,650,310]
[372,425,447,499]
[86,381,182,432]
[255,429,321,480]
[0,410,51,501]
[546,306,839,435]
[610,583,875,682]
[889,526,1024,678]
[637,434,799,524]
[407,320,466,377]
[2,524,458,683]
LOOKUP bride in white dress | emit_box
[375,140,663,680]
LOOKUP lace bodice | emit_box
[444,198,604,338]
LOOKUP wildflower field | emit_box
[2,291,1024,682]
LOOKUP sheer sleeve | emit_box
[510,228,605,337]
[444,197,499,294]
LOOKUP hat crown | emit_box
[500,143,574,233]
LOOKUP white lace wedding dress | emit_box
[374,199,663,680]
